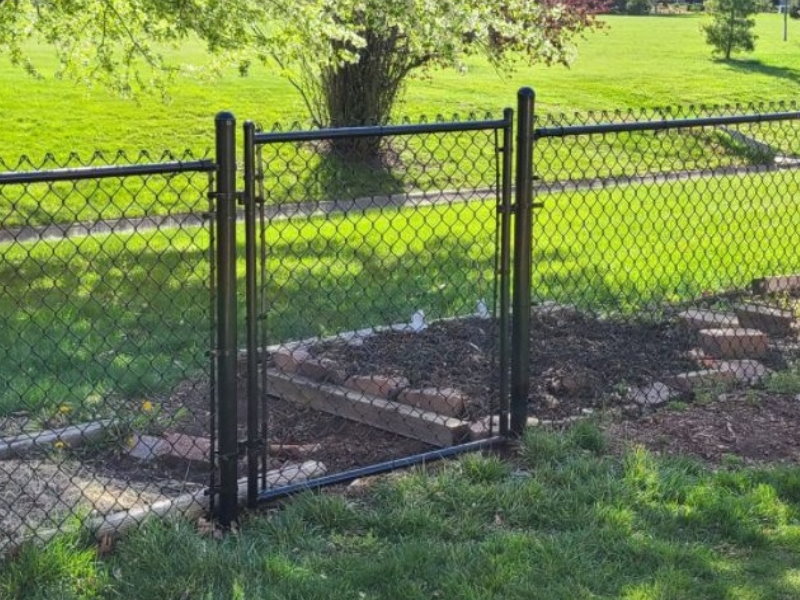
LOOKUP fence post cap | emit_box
[518,87,535,99]
[215,111,236,123]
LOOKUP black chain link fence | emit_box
[0,151,217,551]
[2,95,799,548]
[527,100,800,424]
[241,115,513,506]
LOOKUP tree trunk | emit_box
[321,29,408,163]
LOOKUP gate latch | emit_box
[238,438,265,457]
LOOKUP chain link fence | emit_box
[0,151,216,552]
[239,115,513,507]
[526,99,800,424]
[2,93,799,548]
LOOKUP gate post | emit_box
[242,121,260,509]
[498,107,514,437]
[510,88,535,437]
[214,112,239,526]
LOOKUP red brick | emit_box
[699,328,769,359]
[344,375,409,399]
[272,347,311,374]
[734,304,795,336]
[297,358,346,384]
[396,387,468,417]
[162,432,211,467]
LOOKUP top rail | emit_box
[254,118,511,144]
[533,110,800,139]
[0,159,216,185]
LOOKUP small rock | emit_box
[127,434,168,461]
[560,369,601,396]
[628,382,677,407]
[469,415,539,440]
[622,404,642,418]
[541,393,560,410]
[161,432,212,467]
[409,310,427,332]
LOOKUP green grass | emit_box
[0,14,798,160]
[5,425,800,599]
[4,169,800,419]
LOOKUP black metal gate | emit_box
[242,115,515,503]
[210,91,537,526]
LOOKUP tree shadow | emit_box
[719,58,800,87]
[290,141,407,204]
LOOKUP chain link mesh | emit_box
[248,118,510,494]
[529,102,800,421]
[0,151,216,551]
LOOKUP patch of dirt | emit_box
[606,392,800,464]
[170,364,432,476]
[311,310,697,420]
[0,456,195,545]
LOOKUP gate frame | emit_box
[234,108,520,507]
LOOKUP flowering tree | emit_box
[1,0,605,156]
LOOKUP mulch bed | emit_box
[311,309,697,421]
[606,391,800,465]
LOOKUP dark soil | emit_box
[160,360,431,477]
[606,392,800,465]
[312,310,697,421]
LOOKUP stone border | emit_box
[0,419,114,459]
[0,460,327,558]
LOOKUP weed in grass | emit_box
[765,366,800,395]
[667,400,690,412]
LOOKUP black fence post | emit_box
[498,107,514,437]
[510,88,535,437]
[243,121,260,509]
[214,112,239,526]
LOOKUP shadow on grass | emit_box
[720,59,800,87]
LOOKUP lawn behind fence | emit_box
[0,15,799,158]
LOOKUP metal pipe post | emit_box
[243,121,260,508]
[510,88,535,437]
[498,108,514,436]
[214,112,239,526]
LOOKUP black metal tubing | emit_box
[214,112,239,527]
[498,108,514,437]
[257,437,506,504]
[0,159,215,185]
[534,110,800,139]
[510,88,535,438]
[242,122,260,509]
[254,118,508,144]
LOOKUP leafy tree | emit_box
[703,0,758,59]
[0,1,605,159]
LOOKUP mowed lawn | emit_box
[3,170,800,419]
[0,14,798,159]
[4,425,800,599]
